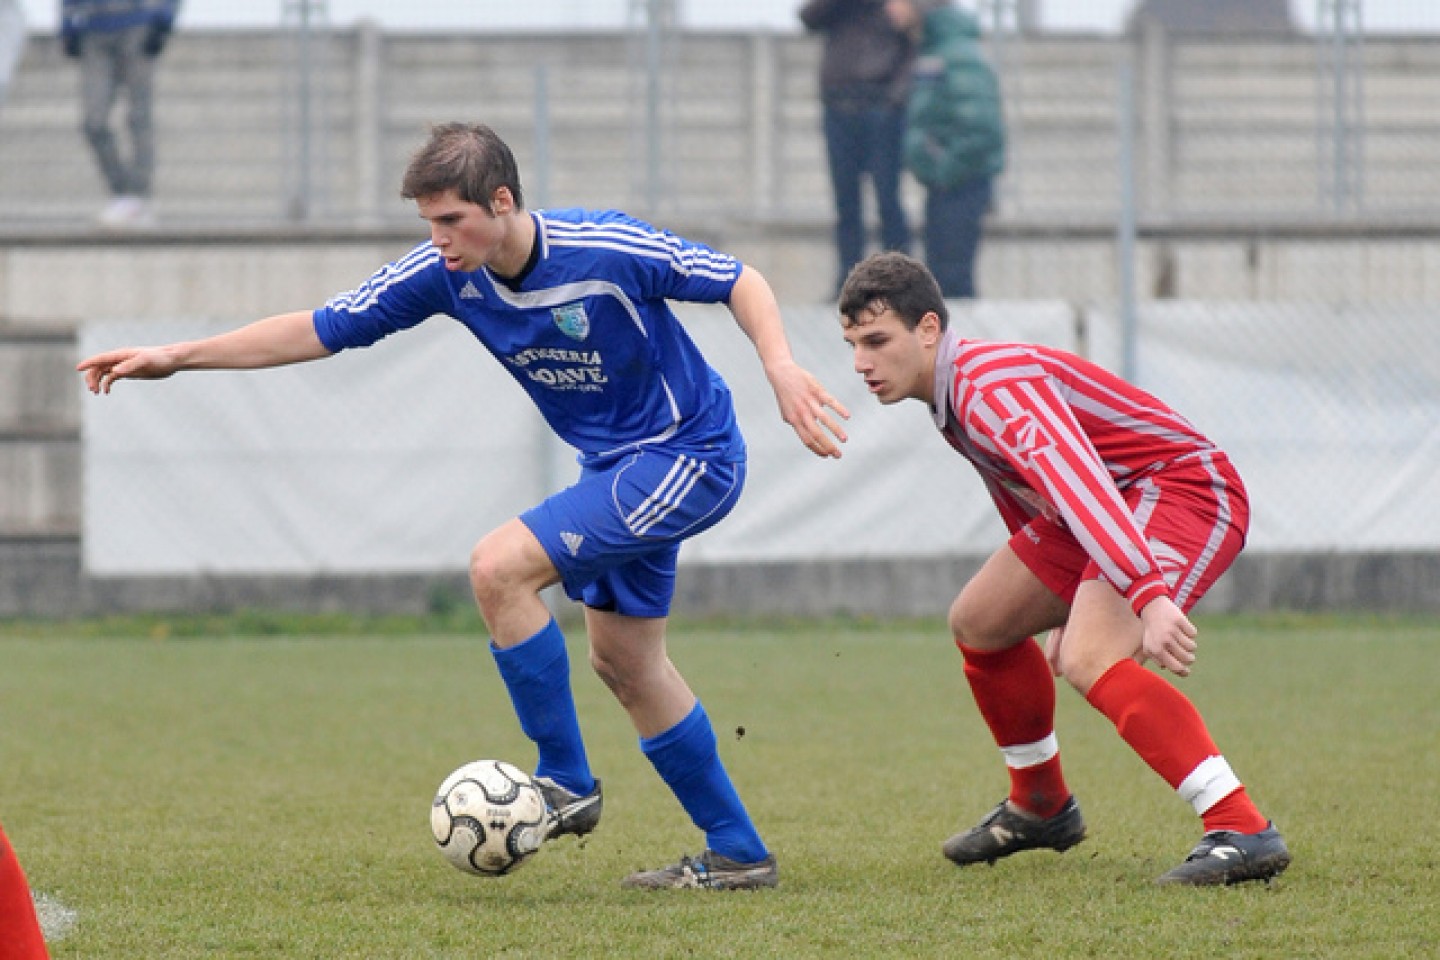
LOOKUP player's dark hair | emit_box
[401,122,525,212]
[838,252,948,330]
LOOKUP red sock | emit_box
[960,639,1071,818]
[1086,660,1267,835]
[1199,786,1269,835]
[0,823,49,960]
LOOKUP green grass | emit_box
[1,614,1435,958]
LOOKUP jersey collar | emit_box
[931,328,963,429]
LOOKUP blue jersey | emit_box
[313,209,747,464]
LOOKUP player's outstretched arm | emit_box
[77,310,333,395]
[726,266,850,459]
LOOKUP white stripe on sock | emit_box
[1177,755,1242,815]
[1000,732,1059,769]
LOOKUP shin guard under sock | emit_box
[1086,659,1267,834]
[960,640,1070,818]
[641,702,768,864]
[490,618,594,795]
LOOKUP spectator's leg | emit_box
[79,34,126,196]
[869,103,911,255]
[925,177,992,299]
[823,102,867,293]
[116,26,157,197]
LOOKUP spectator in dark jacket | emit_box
[799,0,920,296]
[61,0,180,228]
[898,0,1005,298]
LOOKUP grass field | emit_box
[1,613,1436,959]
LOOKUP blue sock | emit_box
[490,618,594,795]
[640,702,768,864]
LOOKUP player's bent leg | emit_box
[586,609,772,885]
[489,616,597,819]
[629,701,772,882]
[474,520,598,824]
[1068,585,1283,881]
[944,547,1086,866]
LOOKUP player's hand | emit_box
[766,358,850,458]
[1138,595,1199,677]
[77,346,179,394]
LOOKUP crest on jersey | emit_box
[552,302,590,341]
[997,410,1055,467]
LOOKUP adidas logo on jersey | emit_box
[561,531,585,556]
[459,280,483,300]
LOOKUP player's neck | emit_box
[917,351,940,408]
[488,209,535,279]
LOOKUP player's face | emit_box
[415,188,514,273]
[841,307,940,406]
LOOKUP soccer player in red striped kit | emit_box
[837,252,1289,885]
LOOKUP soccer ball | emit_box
[430,759,549,877]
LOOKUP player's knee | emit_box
[1054,648,1119,696]
[948,591,1005,651]
[947,595,979,647]
[587,647,638,704]
[467,538,513,610]
[587,647,618,688]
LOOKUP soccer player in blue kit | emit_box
[78,122,850,890]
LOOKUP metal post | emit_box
[627,0,680,215]
[1316,0,1364,216]
[750,33,777,219]
[1117,54,1139,383]
[977,0,1021,214]
[533,64,551,210]
[354,19,381,225]
[533,64,570,499]
[644,0,663,212]
[1137,18,1171,222]
[282,0,329,222]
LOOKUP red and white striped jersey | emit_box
[932,332,1230,613]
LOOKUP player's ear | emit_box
[490,186,515,215]
[918,311,942,346]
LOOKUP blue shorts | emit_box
[520,448,746,618]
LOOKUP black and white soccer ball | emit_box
[430,759,548,877]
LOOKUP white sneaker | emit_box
[98,196,156,229]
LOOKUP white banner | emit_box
[81,301,1435,574]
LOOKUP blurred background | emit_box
[3,1,1439,618]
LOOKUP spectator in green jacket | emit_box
[898,0,1005,298]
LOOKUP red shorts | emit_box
[1008,456,1249,613]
